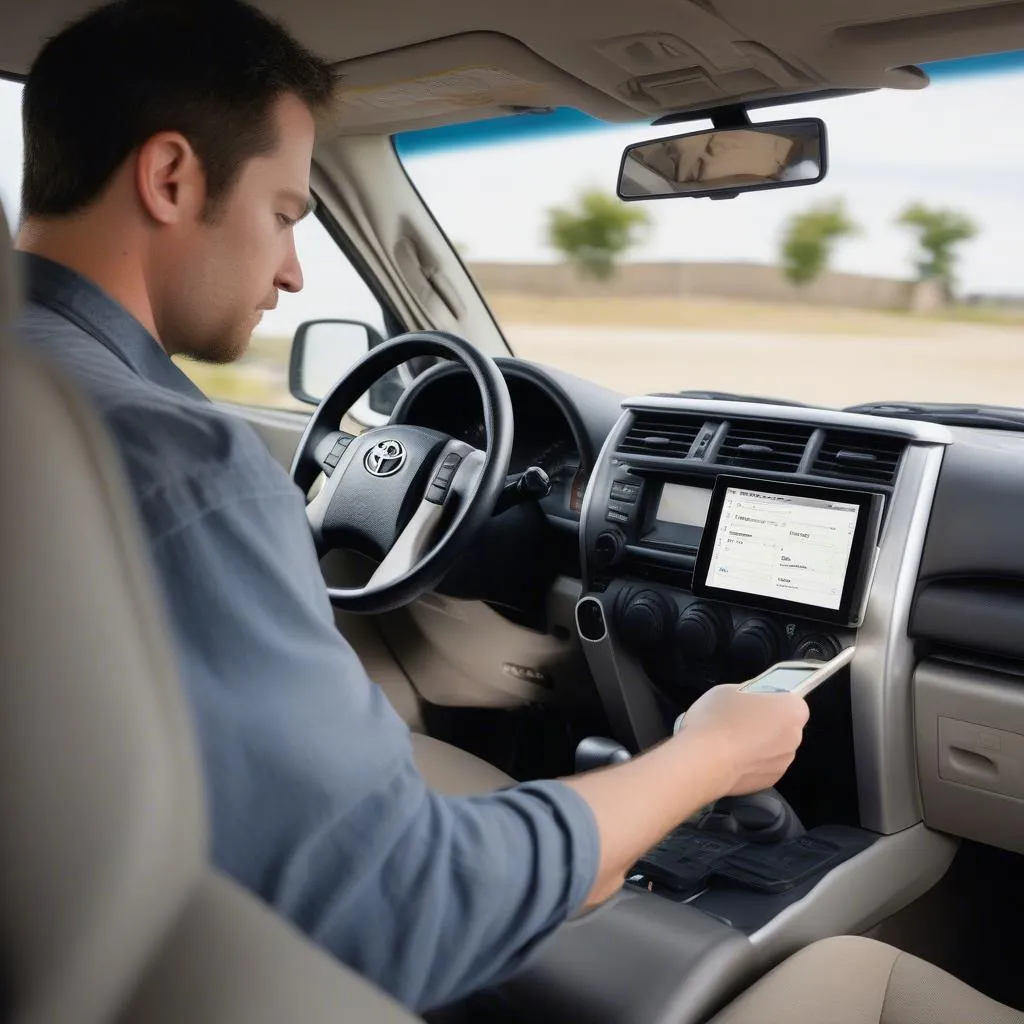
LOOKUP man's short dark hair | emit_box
[22,0,335,219]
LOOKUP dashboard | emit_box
[576,391,1024,860]
[392,351,1024,860]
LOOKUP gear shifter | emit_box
[574,736,632,773]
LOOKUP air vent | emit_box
[618,412,704,458]
[813,430,906,485]
[716,421,813,473]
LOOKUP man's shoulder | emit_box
[102,389,301,545]
[105,387,285,477]
[20,300,135,388]
[20,299,300,542]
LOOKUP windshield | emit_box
[398,64,1024,410]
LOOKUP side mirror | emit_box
[617,118,827,201]
[289,319,399,426]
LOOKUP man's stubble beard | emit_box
[170,319,254,365]
[195,328,253,365]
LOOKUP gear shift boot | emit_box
[698,788,805,843]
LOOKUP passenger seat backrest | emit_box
[0,213,418,1024]
[1,206,208,1024]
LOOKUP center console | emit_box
[579,437,888,739]
[464,396,961,1024]
[575,398,943,788]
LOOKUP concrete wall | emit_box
[466,260,916,310]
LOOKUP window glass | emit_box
[398,68,1024,408]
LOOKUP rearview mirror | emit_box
[289,319,400,426]
[617,118,827,201]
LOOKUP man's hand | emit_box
[675,684,809,797]
[564,685,810,906]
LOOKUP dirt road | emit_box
[505,322,1024,408]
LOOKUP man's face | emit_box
[153,92,314,363]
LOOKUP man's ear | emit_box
[135,132,206,226]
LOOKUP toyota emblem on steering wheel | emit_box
[363,439,407,477]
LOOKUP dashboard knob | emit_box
[794,634,841,663]
[593,529,626,568]
[616,589,675,654]
[728,618,783,682]
[674,602,729,662]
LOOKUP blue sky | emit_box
[3,65,1024,339]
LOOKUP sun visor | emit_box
[831,1,1024,72]
[324,32,638,135]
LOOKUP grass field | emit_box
[174,293,1024,412]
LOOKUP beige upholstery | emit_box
[412,732,515,795]
[710,936,1024,1024]
[0,211,418,1024]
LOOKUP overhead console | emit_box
[575,395,951,836]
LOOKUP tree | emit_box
[780,200,859,286]
[546,190,651,281]
[897,203,977,296]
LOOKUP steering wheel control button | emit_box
[363,439,407,478]
[435,455,462,480]
[322,435,353,476]
[426,455,463,505]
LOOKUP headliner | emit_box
[4,0,1024,133]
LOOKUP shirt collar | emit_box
[20,252,207,400]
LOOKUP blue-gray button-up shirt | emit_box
[18,253,599,1012]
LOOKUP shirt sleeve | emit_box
[137,446,600,1012]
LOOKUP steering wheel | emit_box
[290,331,514,614]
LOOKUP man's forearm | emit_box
[563,731,730,907]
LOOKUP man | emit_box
[16,0,809,1012]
